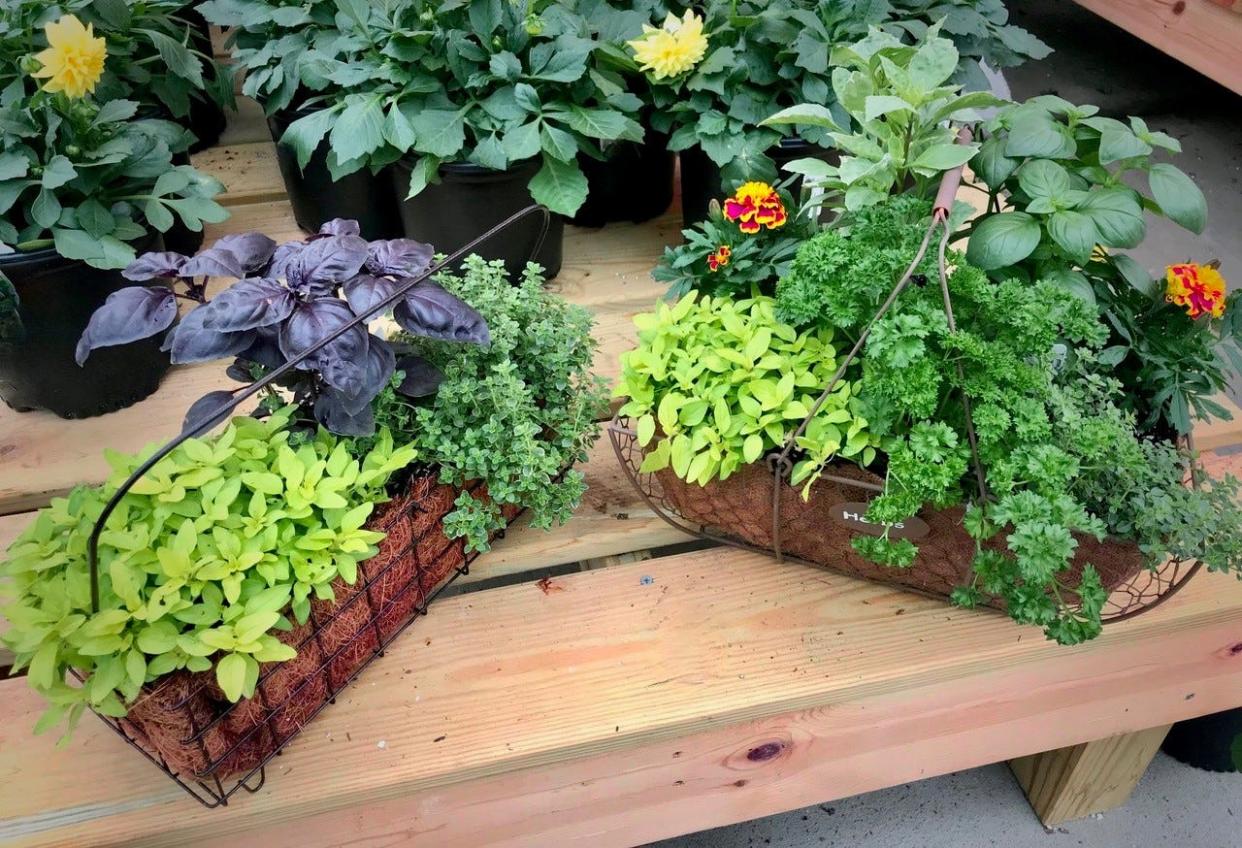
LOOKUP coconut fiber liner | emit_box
[108,470,520,781]
[654,461,1145,608]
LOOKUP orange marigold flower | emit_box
[723,181,787,234]
[1165,262,1227,319]
[707,245,731,272]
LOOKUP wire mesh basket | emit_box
[609,130,1202,626]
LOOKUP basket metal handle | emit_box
[768,127,985,561]
[84,205,552,613]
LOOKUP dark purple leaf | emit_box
[123,251,188,281]
[180,233,277,279]
[342,273,399,319]
[268,241,305,279]
[328,334,395,414]
[278,298,369,393]
[197,277,295,332]
[75,286,178,365]
[313,389,376,436]
[163,306,256,364]
[393,281,490,345]
[283,235,368,293]
[235,326,285,371]
[182,389,238,435]
[318,219,361,237]
[365,239,434,277]
[394,354,444,398]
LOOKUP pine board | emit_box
[1,548,1241,848]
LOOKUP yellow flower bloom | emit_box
[627,10,708,80]
[724,182,787,233]
[1165,262,1227,319]
[31,15,107,99]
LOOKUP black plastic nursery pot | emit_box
[571,131,675,228]
[392,157,564,279]
[268,110,405,241]
[182,8,228,154]
[679,137,837,228]
[1162,708,1242,772]
[0,238,171,419]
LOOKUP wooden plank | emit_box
[1,551,1241,848]
[1009,724,1172,826]
[1070,0,1242,95]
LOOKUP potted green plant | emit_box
[4,217,606,800]
[198,0,407,240]
[611,29,1242,645]
[205,0,644,275]
[1,1,236,153]
[619,0,1047,226]
[0,11,227,418]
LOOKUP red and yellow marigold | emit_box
[1165,262,1227,319]
[707,245,731,272]
[723,182,787,234]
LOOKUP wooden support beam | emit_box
[1010,724,1172,826]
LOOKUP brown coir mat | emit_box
[655,462,1145,608]
[112,470,515,781]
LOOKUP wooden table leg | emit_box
[1009,724,1173,827]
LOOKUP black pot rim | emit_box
[394,155,540,182]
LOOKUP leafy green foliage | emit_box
[615,291,879,490]
[203,0,642,215]
[771,195,1239,643]
[775,194,938,329]
[608,0,1041,188]
[1,408,416,739]
[965,97,1207,282]
[1079,256,1242,437]
[0,0,235,125]
[652,181,817,299]
[764,24,1001,214]
[367,256,607,552]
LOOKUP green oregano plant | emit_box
[1,406,417,740]
[615,290,880,490]
[363,256,608,552]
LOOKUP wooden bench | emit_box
[2,104,1242,848]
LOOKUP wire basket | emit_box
[64,207,554,806]
[609,129,1201,626]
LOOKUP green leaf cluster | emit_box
[0,0,235,125]
[1077,255,1242,437]
[775,195,1242,643]
[1,407,416,739]
[652,181,818,300]
[0,97,227,265]
[965,97,1207,279]
[615,291,879,490]
[618,0,1036,187]
[203,0,643,215]
[764,23,1000,214]
[365,256,608,552]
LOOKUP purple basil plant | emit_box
[75,219,489,436]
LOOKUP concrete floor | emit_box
[647,3,1242,847]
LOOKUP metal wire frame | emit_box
[63,206,553,807]
[81,475,519,807]
[608,417,1203,624]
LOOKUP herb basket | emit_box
[609,138,1202,626]
[81,471,520,807]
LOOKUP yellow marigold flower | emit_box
[627,10,708,80]
[723,182,787,233]
[31,15,107,99]
[1165,262,1227,319]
